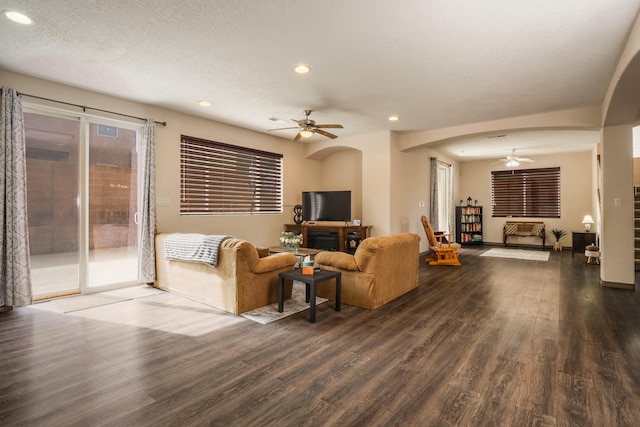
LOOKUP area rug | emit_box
[480,248,550,261]
[241,282,328,324]
[50,285,165,313]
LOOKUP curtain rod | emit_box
[17,92,167,127]
[431,156,452,167]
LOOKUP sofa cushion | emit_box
[314,251,359,271]
[354,237,381,273]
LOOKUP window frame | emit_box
[491,167,560,218]
[180,135,283,215]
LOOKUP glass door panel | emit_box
[87,123,139,288]
[24,113,81,298]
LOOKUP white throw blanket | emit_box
[164,233,232,267]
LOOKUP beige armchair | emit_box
[313,233,420,310]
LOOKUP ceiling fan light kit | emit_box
[267,109,343,142]
[493,148,534,167]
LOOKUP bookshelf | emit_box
[456,206,483,245]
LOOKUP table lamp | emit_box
[582,214,594,232]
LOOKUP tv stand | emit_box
[284,224,372,254]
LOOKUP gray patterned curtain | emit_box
[1,87,32,309]
[137,118,156,283]
[447,164,455,236]
[429,157,439,229]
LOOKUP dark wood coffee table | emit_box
[278,269,341,323]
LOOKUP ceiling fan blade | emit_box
[314,129,338,139]
[292,133,302,143]
[491,160,506,165]
[314,124,344,129]
[519,158,535,162]
[268,126,300,131]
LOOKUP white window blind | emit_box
[491,167,560,218]
[180,135,283,215]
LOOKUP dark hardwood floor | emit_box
[2,246,640,426]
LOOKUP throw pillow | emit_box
[531,223,544,236]
[256,247,270,258]
[504,223,518,235]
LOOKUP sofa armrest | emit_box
[252,252,297,273]
[315,251,359,271]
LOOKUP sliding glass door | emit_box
[25,113,81,298]
[24,111,142,298]
[87,122,139,288]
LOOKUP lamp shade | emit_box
[582,214,594,231]
[582,215,594,224]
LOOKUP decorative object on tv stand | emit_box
[352,219,361,226]
[551,228,567,251]
[293,204,303,225]
[280,231,303,252]
[467,197,472,206]
[582,215,594,232]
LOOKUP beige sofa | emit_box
[155,233,297,314]
[313,233,420,310]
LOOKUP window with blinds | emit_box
[180,135,283,215]
[491,167,560,218]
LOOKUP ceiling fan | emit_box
[268,110,343,142]
[492,149,535,167]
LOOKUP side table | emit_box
[571,231,596,258]
[278,269,341,323]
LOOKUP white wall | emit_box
[459,151,593,247]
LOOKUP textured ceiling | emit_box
[1,0,639,160]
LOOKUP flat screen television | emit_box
[302,191,351,222]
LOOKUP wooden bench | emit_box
[503,221,546,247]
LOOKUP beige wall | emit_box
[319,148,362,220]
[2,66,630,277]
[600,125,635,286]
[0,69,325,248]
[459,151,593,247]
[634,158,640,186]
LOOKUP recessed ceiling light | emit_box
[198,101,211,107]
[388,115,400,121]
[294,65,310,74]
[3,10,33,25]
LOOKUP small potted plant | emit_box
[280,231,303,253]
[551,228,567,251]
